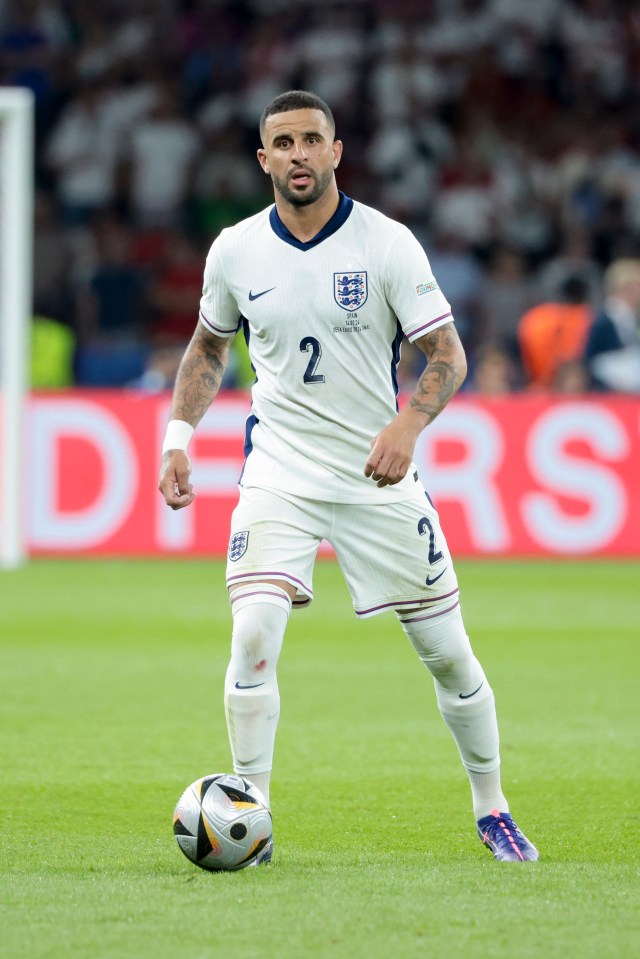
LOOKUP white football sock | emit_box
[224,583,291,807]
[245,771,272,807]
[398,603,509,819]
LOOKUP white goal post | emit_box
[0,88,34,569]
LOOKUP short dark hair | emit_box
[561,275,590,303]
[259,90,335,142]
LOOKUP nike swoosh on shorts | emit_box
[426,567,448,586]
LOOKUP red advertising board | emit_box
[21,390,640,556]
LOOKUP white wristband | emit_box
[162,419,194,454]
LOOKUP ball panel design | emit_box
[174,833,199,862]
[172,773,272,872]
[173,782,203,836]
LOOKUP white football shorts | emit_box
[225,484,460,619]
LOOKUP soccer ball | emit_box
[172,773,272,871]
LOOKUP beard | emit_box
[271,165,335,207]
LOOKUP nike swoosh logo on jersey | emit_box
[425,567,447,586]
[459,681,484,700]
[234,681,266,689]
[248,287,275,301]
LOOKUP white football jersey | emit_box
[199,193,454,503]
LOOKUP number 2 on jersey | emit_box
[300,336,325,384]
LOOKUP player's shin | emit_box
[398,604,508,819]
[224,583,292,806]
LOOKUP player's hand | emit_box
[364,417,421,488]
[158,450,195,510]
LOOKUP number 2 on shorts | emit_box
[418,515,444,564]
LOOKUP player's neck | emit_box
[274,184,341,243]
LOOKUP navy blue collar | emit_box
[269,191,354,251]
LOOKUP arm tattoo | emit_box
[170,329,230,426]
[409,322,466,421]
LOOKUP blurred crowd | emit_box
[2,0,640,393]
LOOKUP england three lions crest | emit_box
[228,530,249,562]
[334,272,368,311]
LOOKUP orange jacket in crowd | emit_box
[517,302,592,389]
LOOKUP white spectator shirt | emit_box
[46,105,117,206]
[199,193,453,503]
[128,119,200,219]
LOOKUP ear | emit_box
[332,139,343,170]
[257,148,269,174]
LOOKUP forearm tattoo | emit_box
[409,323,466,421]
[170,330,229,426]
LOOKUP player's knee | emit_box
[433,664,493,705]
[231,624,280,679]
[425,651,466,682]
[228,582,291,682]
[428,650,486,691]
[398,603,486,692]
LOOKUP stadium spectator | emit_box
[128,345,183,392]
[72,214,149,385]
[0,0,60,133]
[469,343,520,395]
[32,188,73,319]
[551,358,590,393]
[45,74,119,225]
[146,230,205,346]
[425,229,487,353]
[517,276,593,390]
[179,4,245,111]
[432,141,499,253]
[536,227,603,306]
[191,121,266,236]
[99,59,161,150]
[124,84,201,227]
[482,246,534,360]
[290,4,368,109]
[233,12,298,125]
[584,258,640,393]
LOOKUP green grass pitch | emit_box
[1,558,638,959]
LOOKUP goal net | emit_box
[0,88,34,569]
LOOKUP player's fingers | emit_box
[364,440,381,477]
[164,481,195,510]
[375,458,409,487]
[369,455,388,481]
[375,462,397,487]
[175,467,193,497]
[169,489,196,510]
[370,453,397,483]
[175,476,195,498]
[159,460,195,509]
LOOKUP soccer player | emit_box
[158,90,538,864]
